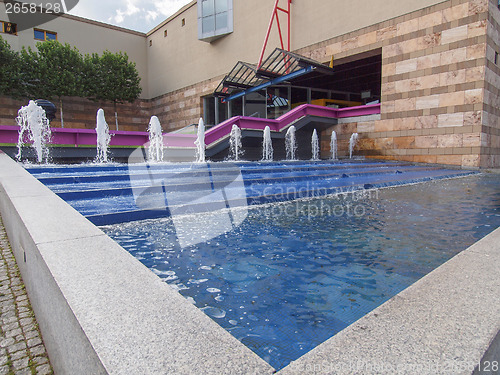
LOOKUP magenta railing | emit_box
[0,103,380,149]
[0,126,198,148]
[204,103,380,146]
[0,126,151,147]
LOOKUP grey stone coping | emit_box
[0,149,498,374]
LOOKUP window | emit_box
[495,52,499,65]
[1,21,17,35]
[164,30,168,37]
[198,0,233,42]
[34,29,57,41]
[182,18,185,27]
[149,40,152,47]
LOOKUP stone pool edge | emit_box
[0,151,274,374]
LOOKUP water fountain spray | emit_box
[148,116,164,162]
[16,100,51,163]
[330,130,337,160]
[229,124,243,161]
[285,126,297,160]
[262,126,273,161]
[96,108,111,163]
[349,133,359,159]
[195,118,206,163]
[311,129,320,161]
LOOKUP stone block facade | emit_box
[148,76,221,132]
[483,0,500,167]
[148,0,499,167]
[298,0,498,168]
[0,96,150,132]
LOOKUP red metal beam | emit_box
[257,0,292,69]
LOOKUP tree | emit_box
[23,40,84,127]
[84,50,142,130]
[1,37,142,130]
[0,36,24,99]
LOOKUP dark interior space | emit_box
[289,49,382,104]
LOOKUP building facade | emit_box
[0,0,499,167]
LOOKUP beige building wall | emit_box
[146,0,280,99]
[0,2,149,97]
[146,0,449,98]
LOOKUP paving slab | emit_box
[0,215,53,375]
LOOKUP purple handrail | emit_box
[0,103,379,149]
[204,103,380,146]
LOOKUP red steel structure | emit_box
[257,0,292,69]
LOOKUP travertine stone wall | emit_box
[149,76,221,132]
[302,0,491,167]
[0,96,150,132]
[483,0,500,167]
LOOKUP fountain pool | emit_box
[24,159,499,370]
[100,174,500,370]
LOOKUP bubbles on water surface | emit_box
[201,306,226,319]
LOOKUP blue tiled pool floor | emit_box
[27,160,476,225]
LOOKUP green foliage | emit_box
[1,36,142,111]
[84,50,142,104]
[27,40,84,100]
[0,36,24,99]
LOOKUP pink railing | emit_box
[204,103,380,146]
[0,103,380,149]
[0,126,151,147]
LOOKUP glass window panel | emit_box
[202,0,214,16]
[267,87,290,120]
[230,97,243,117]
[215,12,227,31]
[204,96,215,126]
[202,15,215,33]
[218,99,228,124]
[46,32,57,40]
[312,90,328,101]
[34,29,45,40]
[215,0,228,13]
[245,91,266,119]
[290,87,308,108]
